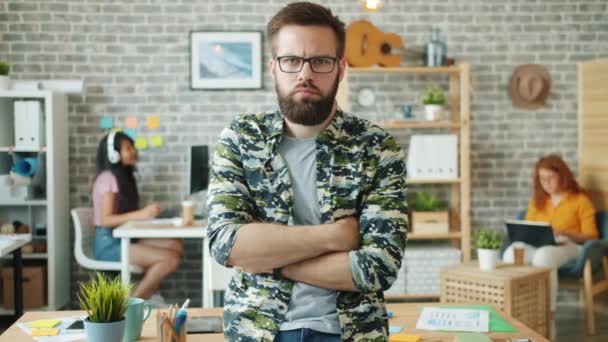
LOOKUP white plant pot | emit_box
[478,248,500,270]
[0,76,10,90]
[424,105,443,121]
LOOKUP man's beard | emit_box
[277,75,340,126]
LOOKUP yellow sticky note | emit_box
[135,137,148,150]
[389,334,421,342]
[147,115,160,129]
[30,328,60,336]
[29,319,61,328]
[150,135,164,148]
[125,116,138,129]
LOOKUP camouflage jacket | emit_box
[206,109,408,341]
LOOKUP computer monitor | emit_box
[189,145,210,195]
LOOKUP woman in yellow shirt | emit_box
[503,154,598,312]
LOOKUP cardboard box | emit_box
[1,265,46,309]
[412,211,449,234]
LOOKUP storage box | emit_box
[1,265,46,309]
[441,262,551,337]
[412,211,449,234]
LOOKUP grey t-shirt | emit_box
[277,135,340,334]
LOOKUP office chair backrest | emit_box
[70,207,143,273]
[596,211,608,240]
[71,207,96,264]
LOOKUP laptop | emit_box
[505,219,556,247]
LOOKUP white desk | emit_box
[112,219,214,307]
[0,234,32,318]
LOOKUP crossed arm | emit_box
[227,218,361,291]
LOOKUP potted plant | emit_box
[77,272,133,342]
[421,85,446,121]
[474,228,503,270]
[410,191,449,234]
[0,61,9,90]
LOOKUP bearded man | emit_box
[206,2,408,341]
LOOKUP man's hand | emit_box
[330,216,361,252]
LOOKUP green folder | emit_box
[421,305,516,332]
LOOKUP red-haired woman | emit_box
[503,154,598,312]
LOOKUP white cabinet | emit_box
[0,90,70,313]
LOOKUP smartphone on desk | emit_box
[186,316,223,334]
[65,320,84,330]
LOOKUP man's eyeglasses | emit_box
[275,56,338,74]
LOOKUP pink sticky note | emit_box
[125,116,138,129]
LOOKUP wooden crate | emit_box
[412,211,449,234]
[440,262,551,338]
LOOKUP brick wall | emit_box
[1,0,607,306]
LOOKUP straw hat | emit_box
[509,64,551,110]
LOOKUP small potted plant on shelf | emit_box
[78,272,133,342]
[410,191,449,234]
[421,85,446,121]
[0,61,9,90]
[474,228,503,270]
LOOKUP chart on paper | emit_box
[416,307,489,333]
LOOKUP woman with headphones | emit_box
[92,131,183,305]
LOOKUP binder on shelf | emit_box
[407,134,458,180]
[14,101,45,149]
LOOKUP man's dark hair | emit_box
[266,1,346,58]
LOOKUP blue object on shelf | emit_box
[11,156,38,177]
[402,105,413,119]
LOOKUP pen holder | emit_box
[157,310,187,342]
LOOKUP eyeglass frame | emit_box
[274,55,339,74]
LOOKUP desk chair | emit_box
[70,207,142,273]
[502,210,608,335]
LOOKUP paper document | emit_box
[415,307,489,333]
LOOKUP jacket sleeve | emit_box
[348,135,408,293]
[206,120,255,267]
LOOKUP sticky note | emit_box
[150,135,164,148]
[389,325,402,333]
[389,334,421,342]
[29,320,61,328]
[100,116,113,129]
[135,137,148,150]
[124,128,137,139]
[125,116,138,128]
[30,328,60,336]
[147,115,160,129]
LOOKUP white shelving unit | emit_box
[0,90,70,313]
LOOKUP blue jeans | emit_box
[94,227,121,261]
[274,329,341,342]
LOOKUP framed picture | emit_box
[190,31,262,90]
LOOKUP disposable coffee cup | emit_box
[182,200,194,226]
[513,247,525,265]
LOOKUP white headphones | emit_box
[107,131,120,164]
